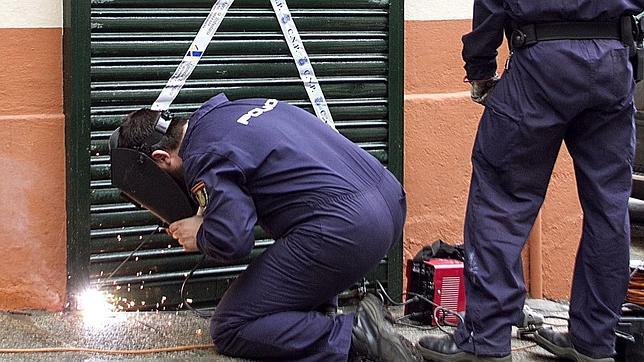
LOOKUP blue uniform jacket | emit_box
[178,94,388,261]
[463,0,644,80]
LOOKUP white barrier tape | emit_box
[270,0,336,130]
[151,0,235,111]
[152,0,335,131]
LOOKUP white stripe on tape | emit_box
[151,0,235,111]
[270,0,336,130]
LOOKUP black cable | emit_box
[372,280,464,333]
[101,227,211,319]
[374,279,464,333]
[180,254,211,319]
[405,292,463,324]
[106,226,161,280]
[375,280,415,307]
[543,315,569,321]
[405,292,464,335]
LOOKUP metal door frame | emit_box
[64,0,405,303]
[64,0,92,303]
[386,0,405,299]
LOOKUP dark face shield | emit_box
[109,118,196,226]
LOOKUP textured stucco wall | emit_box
[0,1,66,311]
[403,3,582,300]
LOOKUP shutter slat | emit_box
[91,125,387,156]
[90,228,273,253]
[91,81,388,105]
[92,39,386,57]
[91,105,388,130]
[93,60,387,81]
[90,247,270,279]
[92,210,159,229]
[91,0,389,9]
[92,16,386,33]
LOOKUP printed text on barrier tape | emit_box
[270,0,336,130]
[151,0,234,111]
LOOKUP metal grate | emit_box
[438,276,461,324]
[83,0,400,311]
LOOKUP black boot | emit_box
[534,328,615,362]
[350,294,422,362]
[417,335,511,362]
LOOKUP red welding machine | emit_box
[405,258,466,325]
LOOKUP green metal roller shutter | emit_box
[67,0,403,311]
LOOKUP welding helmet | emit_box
[109,110,197,225]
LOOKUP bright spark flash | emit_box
[77,289,123,328]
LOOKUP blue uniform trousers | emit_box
[454,40,636,358]
[209,173,406,361]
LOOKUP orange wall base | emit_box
[0,116,67,311]
[0,28,66,311]
[403,20,582,300]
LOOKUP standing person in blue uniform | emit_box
[417,1,644,361]
[116,93,421,362]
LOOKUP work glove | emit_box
[469,74,500,106]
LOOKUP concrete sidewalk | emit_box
[0,299,568,361]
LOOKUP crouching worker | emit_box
[116,93,420,362]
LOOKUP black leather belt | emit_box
[510,21,623,49]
